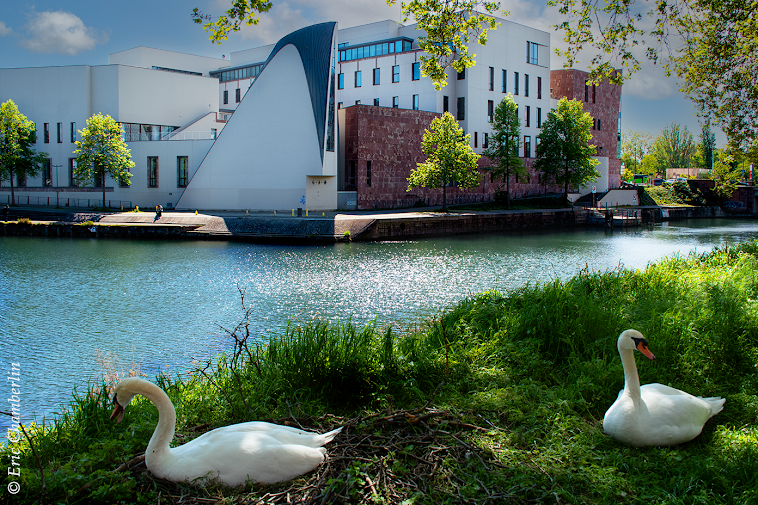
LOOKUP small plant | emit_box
[343,230,351,240]
[78,220,96,226]
[16,217,32,224]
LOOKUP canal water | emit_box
[1,218,757,431]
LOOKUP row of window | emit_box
[145,156,190,188]
[478,67,543,98]
[338,62,421,89]
[211,64,263,83]
[36,122,77,144]
[223,88,243,104]
[338,38,413,62]
[338,94,420,110]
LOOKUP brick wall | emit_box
[550,69,622,187]
[343,105,564,210]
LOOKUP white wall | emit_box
[108,47,227,76]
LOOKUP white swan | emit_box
[110,377,342,486]
[603,329,725,447]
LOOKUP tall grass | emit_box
[3,242,757,503]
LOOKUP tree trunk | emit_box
[9,173,15,205]
[101,166,106,209]
[442,183,447,212]
[505,168,511,210]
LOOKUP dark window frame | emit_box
[392,65,400,83]
[373,68,380,85]
[514,72,519,95]
[177,156,188,188]
[148,156,159,188]
[70,122,76,143]
[457,97,465,120]
[355,70,362,87]
[412,62,420,81]
[489,66,494,91]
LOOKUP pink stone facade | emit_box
[343,105,562,210]
[550,69,622,187]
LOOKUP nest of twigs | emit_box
[112,406,515,505]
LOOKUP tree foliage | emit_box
[482,94,525,209]
[620,129,655,175]
[387,0,501,89]
[192,0,272,44]
[74,113,134,208]
[549,0,758,147]
[407,111,480,210]
[652,123,696,176]
[698,120,716,169]
[710,150,741,197]
[534,98,599,197]
[0,99,48,203]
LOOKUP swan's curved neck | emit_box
[132,381,176,456]
[619,347,641,399]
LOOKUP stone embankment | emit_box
[0,204,738,243]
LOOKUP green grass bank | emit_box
[3,242,758,504]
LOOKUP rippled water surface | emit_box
[1,218,757,429]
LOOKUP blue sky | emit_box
[0,0,724,146]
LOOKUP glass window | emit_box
[502,69,507,93]
[148,157,158,188]
[395,40,402,52]
[57,123,62,143]
[537,76,542,99]
[374,98,379,106]
[355,100,361,105]
[68,158,78,187]
[338,73,344,89]
[235,88,241,103]
[524,136,531,158]
[177,156,188,188]
[526,105,530,127]
[527,42,539,65]
[393,96,399,108]
[488,100,494,121]
[373,68,380,85]
[43,158,52,186]
[223,90,228,104]
[412,62,420,81]
[585,83,589,102]
[413,94,419,110]
[457,97,465,120]
[515,72,519,95]
[537,107,542,128]
[443,95,449,112]
[70,122,76,143]
[392,65,399,83]
[369,45,376,57]
[44,123,49,143]
[457,68,465,80]
[598,118,602,130]
[489,67,494,91]
[525,74,529,97]
[474,132,478,148]
[357,46,364,59]
[483,133,489,148]
[355,70,361,87]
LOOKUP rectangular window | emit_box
[392,65,399,83]
[223,90,228,104]
[44,123,49,143]
[474,132,478,148]
[524,74,529,97]
[457,68,465,80]
[338,73,344,89]
[488,100,494,122]
[598,118,602,130]
[392,96,399,108]
[593,118,596,130]
[489,66,494,91]
[235,88,241,103]
[57,123,62,143]
[355,70,361,87]
[457,97,465,120]
[177,156,188,188]
[537,76,542,99]
[592,84,596,103]
[374,98,379,106]
[413,94,419,110]
[526,105,531,127]
[537,107,542,128]
[211,128,217,139]
[527,42,539,65]
[502,69,507,93]
[148,157,158,188]
[70,122,76,143]
[337,102,343,109]
[483,132,489,148]
[43,158,52,186]
[524,136,531,158]
[585,83,589,102]
[366,160,372,187]
[443,95,449,113]
[355,100,361,105]
[373,68,380,85]
[68,158,78,187]
[412,62,420,81]
[514,72,519,95]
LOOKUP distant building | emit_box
[0,18,620,211]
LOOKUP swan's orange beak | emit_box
[111,396,125,423]
[636,341,656,360]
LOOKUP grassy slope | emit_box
[3,243,758,504]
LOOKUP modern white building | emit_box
[0,16,617,211]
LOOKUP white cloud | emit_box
[237,2,310,45]
[20,11,109,55]
[0,21,13,36]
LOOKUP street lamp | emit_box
[52,163,63,207]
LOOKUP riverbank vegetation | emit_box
[641,182,707,207]
[3,242,758,504]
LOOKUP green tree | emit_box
[194,0,501,91]
[0,99,48,204]
[550,0,757,147]
[710,150,741,197]
[699,120,716,169]
[533,98,599,198]
[74,113,134,208]
[640,154,659,177]
[482,94,525,209]
[620,130,654,175]
[652,123,696,177]
[407,111,480,211]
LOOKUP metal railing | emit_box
[4,194,132,210]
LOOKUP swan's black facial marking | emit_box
[110,393,125,423]
[631,336,656,360]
